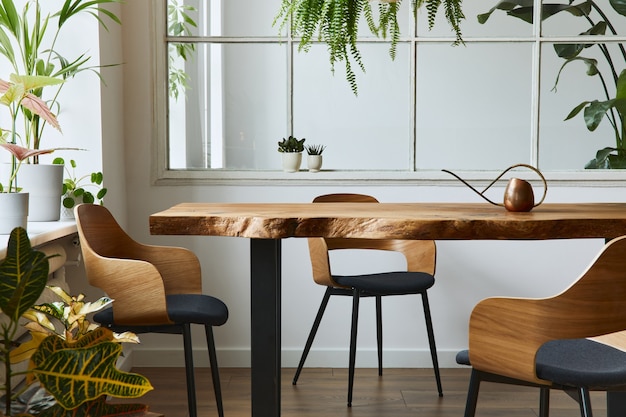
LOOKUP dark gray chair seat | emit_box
[334,271,435,295]
[95,294,229,333]
[536,338,626,389]
[457,339,626,417]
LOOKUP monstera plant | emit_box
[0,227,152,417]
[479,0,626,169]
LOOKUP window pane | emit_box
[293,43,412,170]
[416,0,533,38]
[542,0,624,38]
[224,0,284,37]
[416,43,533,170]
[539,42,622,170]
[168,43,288,170]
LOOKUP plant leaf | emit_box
[583,99,616,131]
[32,330,153,409]
[37,395,148,417]
[0,227,50,322]
[609,0,626,16]
[0,143,55,161]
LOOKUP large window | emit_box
[153,0,626,183]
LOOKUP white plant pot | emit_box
[0,192,28,234]
[15,164,64,222]
[307,155,323,172]
[281,152,302,173]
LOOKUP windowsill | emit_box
[153,168,626,187]
[0,220,77,258]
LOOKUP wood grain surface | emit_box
[150,202,626,240]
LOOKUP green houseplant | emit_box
[478,0,626,169]
[278,135,306,172]
[0,0,121,160]
[305,144,326,172]
[0,227,151,417]
[274,0,465,94]
[53,158,106,213]
[0,1,119,221]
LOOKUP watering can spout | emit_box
[442,164,548,212]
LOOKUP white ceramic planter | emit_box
[0,192,28,234]
[16,164,64,221]
[281,152,302,173]
[307,155,323,172]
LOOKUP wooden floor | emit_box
[117,367,606,417]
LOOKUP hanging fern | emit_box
[274,0,466,95]
[414,0,465,45]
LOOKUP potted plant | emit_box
[478,0,626,169]
[278,135,306,172]
[53,158,107,218]
[305,144,326,172]
[0,75,62,232]
[0,227,152,417]
[273,0,465,95]
[0,0,120,220]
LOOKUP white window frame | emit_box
[151,1,626,186]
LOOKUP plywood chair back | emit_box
[468,235,626,385]
[308,194,437,288]
[74,204,202,326]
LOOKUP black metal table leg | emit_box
[250,239,282,417]
[607,392,626,417]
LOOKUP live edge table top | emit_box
[149,202,626,241]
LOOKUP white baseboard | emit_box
[130,347,465,368]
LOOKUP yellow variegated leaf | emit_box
[47,286,74,304]
[23,309,56,331]
[33,337,153,409]
[112,331,140,344]
[10,330,49,363]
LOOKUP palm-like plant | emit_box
[274,0,465,95]
[479,0,626,169]
[0,0,121,162]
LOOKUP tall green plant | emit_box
[274,0,465,95]
[479,0,626,169]
[0,0,121,162]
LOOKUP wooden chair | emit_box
[74,204,228,417]
[457,235,626,417]
[292,193,443,406]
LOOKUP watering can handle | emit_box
[442,163,548,208]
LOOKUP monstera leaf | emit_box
[31,328,153,410]
[0,227,51,322]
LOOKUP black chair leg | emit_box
[421,292,443,396]
[347,288,361,407]
[182,323,198,417]
[463,369,482,417]
[293,287,333,385]
[205,325,224,417]
[376,295,383,376]
[578,387,593,417]
[539,387,550,417]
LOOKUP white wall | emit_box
[107,2,622,369]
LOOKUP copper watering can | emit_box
[442,164,548,212]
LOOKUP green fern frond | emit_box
[273,0,466,95]
[444,0,465,45]
[364,2,377,34]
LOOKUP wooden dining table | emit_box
[149,201,626,417]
